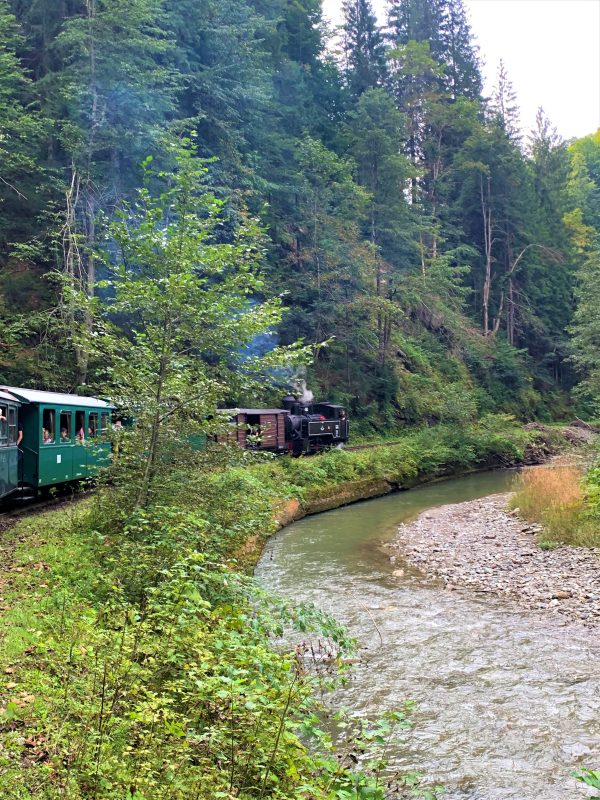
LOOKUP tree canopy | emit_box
[0,0,598,424]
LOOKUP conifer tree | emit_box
[439,0,481,99]
[387,0,481,99]
[568,202,600,408]
[52,0,176,386]
[0,1,47,246]
[491,60,521,140]
[342,0,387,96]
[526,109,574,361]
[347,88,415,364]
[388,0,443,55]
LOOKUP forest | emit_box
[0,0,599,428]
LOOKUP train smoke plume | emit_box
[295,379,314,403]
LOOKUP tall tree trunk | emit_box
[480,175,493,336]
[62,168,91,386]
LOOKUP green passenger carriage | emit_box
[0,387,113,501]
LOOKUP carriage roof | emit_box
[0,386,113,409]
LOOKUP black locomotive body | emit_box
[219,396,349,455]
[282,396,349,455]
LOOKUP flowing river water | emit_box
[255,471,600,800]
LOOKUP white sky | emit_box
[321,0,600,141]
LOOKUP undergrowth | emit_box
[510,465,600,548]
[261,416,531,502]
[0,416,534,799]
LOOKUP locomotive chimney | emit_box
[282,394,296,411]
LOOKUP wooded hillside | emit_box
[1,0,599,428]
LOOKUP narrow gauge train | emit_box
[219,395,349,456]
[0,386,113,503]
[0,387,348,503]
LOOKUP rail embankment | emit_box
[269,418,584,539]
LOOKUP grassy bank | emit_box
[0,417,538,799]
[510,462,600,549]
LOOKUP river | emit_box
[255,470,600,800]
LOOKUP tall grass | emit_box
[510,466,600,547]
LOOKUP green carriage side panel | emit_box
[0,446,19,499]
[37,403,77,486]
[84,408,112,475]
[0,387,114,490]
[0,391,21,500]
[188,433,207,451]
[19,404,40,489]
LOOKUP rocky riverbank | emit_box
[388,492,600,627]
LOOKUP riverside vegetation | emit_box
[0,419,534,799]
[0,138,537,799]
[511,461,600,549]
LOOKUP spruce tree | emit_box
[387,0,481,99]
[0,1,47,246]
[347,88,416,366]
[342,0,387,96]
[439,0,481,99]
[491,60,521,141]
[388,0,444,56]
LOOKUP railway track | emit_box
[0,489,90,530]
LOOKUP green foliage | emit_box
[0,1,49,245]
[510,462,600,548]
[1,0,593,424]
[573,768,600,799]
[252,417,529,500]
[582,461,600,520]
[0,433,472,799]
[92,141,307,508]
[0,141,454,798]
[569,214,600,412]
[341,0,387,96]
[0,412,529,798]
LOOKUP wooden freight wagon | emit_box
[218,408,289,452]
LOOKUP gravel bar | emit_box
[388,492,600,627]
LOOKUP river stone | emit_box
[390,492,600,628]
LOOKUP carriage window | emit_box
[42,409,55,444]
[0,406,7,444]
[0,407,7,444]
[59,411,72,443]
[100,412,110,438]
[75,410,85,441]
[8,408,17,445]
[88,412,98,438]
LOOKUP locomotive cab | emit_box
[312,403,347,421]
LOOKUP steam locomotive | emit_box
[219,395,349,455]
